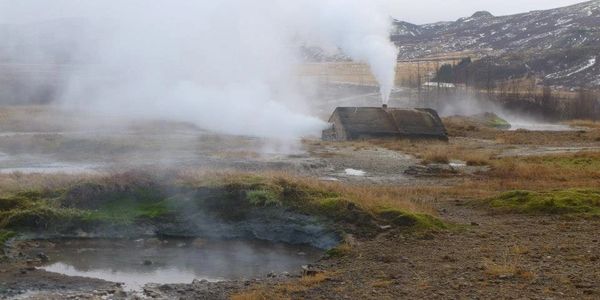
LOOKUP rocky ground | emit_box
[4,199,598,299]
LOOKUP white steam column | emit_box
[298,0,399,105]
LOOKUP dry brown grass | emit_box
[442,116,498,139]
[566,120,600,129]
[483,247,536,280]
[0,173,95,195]
[173,169,438,215]
[299,272,330,286]
[371,279,394,288]
[311,138,600,205]
[0,169,439,219]
[443,115,600,145]
[362,139,497,166]
[3,129,600,231]
[231,272,331,300]
[494,130,600,145]
[230,290,271,300]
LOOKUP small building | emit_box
[322,106,448,141]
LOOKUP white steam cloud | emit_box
[1,0,398,138]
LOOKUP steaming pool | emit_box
[28,238,322,291]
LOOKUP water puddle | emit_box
[344,168,366,176]
[508,122,574,131]
[449,160,467,168]
[29,239,322,291]
[0,162,100,174]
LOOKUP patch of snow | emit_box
[556,18,572,26]
[545,56,596,79]
[423,82,456,88]
[344,168,366,176]
[564,57,596,77]
[449,161,467,168]
[319,177,340,182]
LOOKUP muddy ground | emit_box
[1,101,600,299]
[3,187,599,299]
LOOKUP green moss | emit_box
[0,230,16,248]
[487,116,511,129]
[0,190,47,210]
[524,154,600,172]
[246,189,282,207]
[0,205,86,229]
[0,175,445,239]
[82,201,171,224]
[325,243,352,257]
[377,208,447,230]
[489,189,600,216]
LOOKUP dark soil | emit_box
[5,201,596,299]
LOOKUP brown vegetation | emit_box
[231,272,331,300]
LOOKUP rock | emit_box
[470,222,480,226]
[442,255,457,262]
[192,239,206,248]
[302,265,322,277]
[143,260,153,266]
[37,252,49,263]
[144,238,162,247]
[379,225,392,230]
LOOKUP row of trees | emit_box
[424,58,600,121]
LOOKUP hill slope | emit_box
[393,0,600,88]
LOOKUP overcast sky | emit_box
[0,0,590,25]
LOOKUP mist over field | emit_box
[0,0,398,139]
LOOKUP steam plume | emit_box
[1,0,399,136]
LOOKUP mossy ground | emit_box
[0,230,15,248]
[522,152,600,172]
[485,114,511,129]
[0,172,445,243]
[488,189,600,216]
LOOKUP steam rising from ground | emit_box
[2,0,398,139]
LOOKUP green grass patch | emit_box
[0,230,16,248]
[488,189,600,216]
[523,153,600,172]
[246,189,282,207]
[82,200,171,224]
[0,173,445,239]
[377,208,447,231]
[486,115,511,129]
[325,243,352,258]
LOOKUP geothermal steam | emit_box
[2,0,398,137]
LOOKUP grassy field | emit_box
[2,105,600,298]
